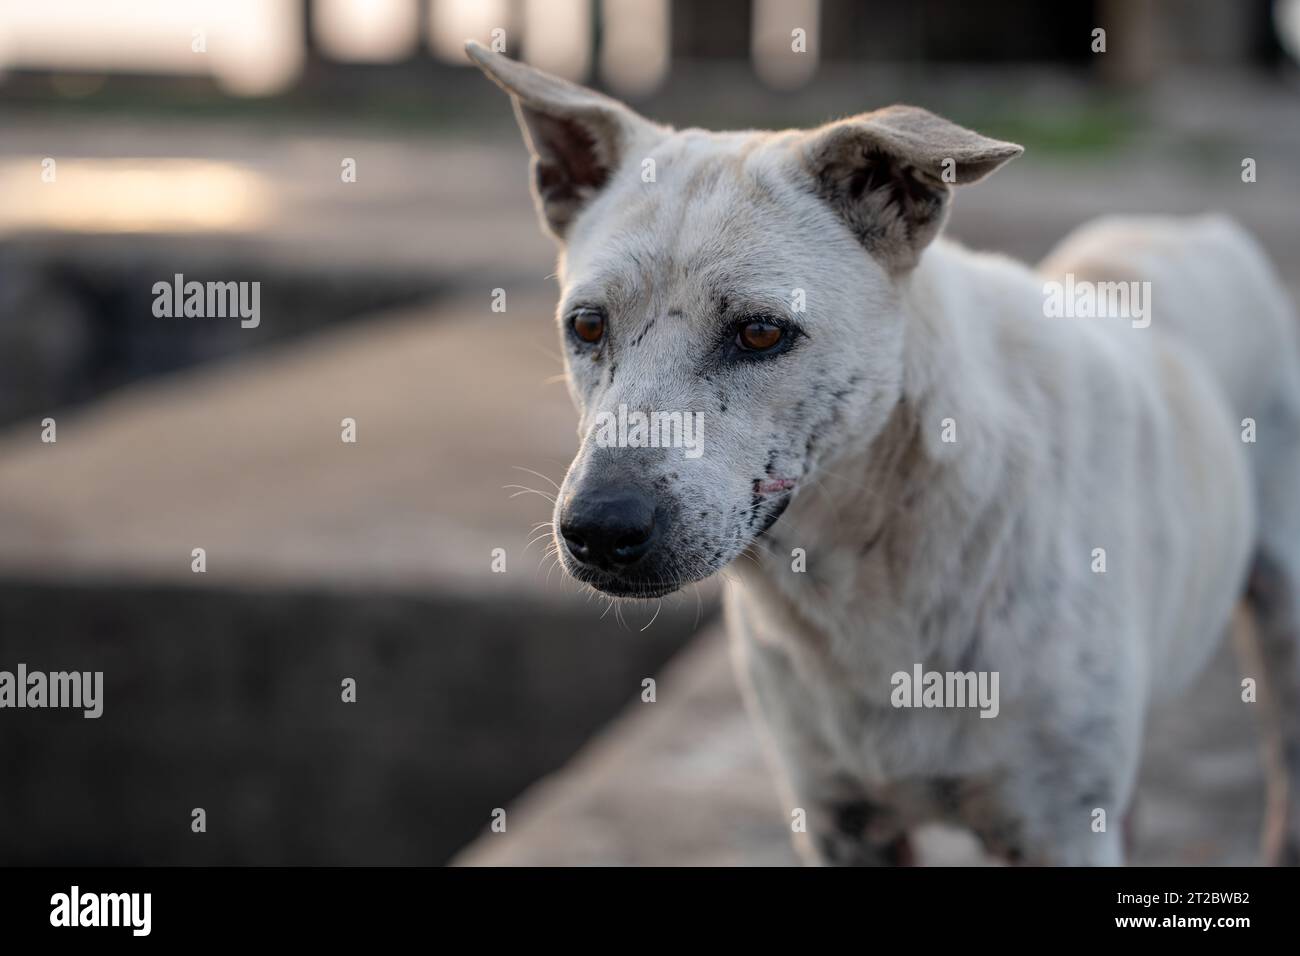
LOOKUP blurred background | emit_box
[0,0,1298,866]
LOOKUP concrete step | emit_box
[0,577,704,865]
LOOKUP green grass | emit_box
[958,98,1140,157]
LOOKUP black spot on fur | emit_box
[809,141,949,269]
[859,523,886,557]
[833,800,878,836]
[756,498,790,536]
[630,317,656,348]
[929,778,964,814]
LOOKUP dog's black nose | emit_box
[560,489,658,569]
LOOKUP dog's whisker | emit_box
[534,544,561,582]
[511,466,562,493]
[523,533,556,555]
[545,554,565,588]
[528,340,565,367]
[504,484,557,504]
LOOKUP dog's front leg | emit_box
[732,629,911,866]
[986,745,1135,867]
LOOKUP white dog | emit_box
[469,42,1300,866]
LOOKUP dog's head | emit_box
[468,42,1020,598]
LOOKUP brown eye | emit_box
[737,320,783,352]
[571,309,605,344]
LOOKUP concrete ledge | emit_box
[0,577,708,865]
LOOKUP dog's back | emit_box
[1041,214,1300,861]
[1039,214,1299,423]
[1038,216,1300,598]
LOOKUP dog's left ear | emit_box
[466,41,665,241]
[802,106,1022,272]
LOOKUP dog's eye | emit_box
[736,320,784,352]
[570,308,605,345]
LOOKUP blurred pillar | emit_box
[428,0,515,61]
[751,0,819,89]
[599,0,670,96]
[521,0,593,80]
[1097,0,1160,86]
[299,0,326,87]
[313,0,420,63]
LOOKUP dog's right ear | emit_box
[801,106,1022,272]
[466,41,664,241]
